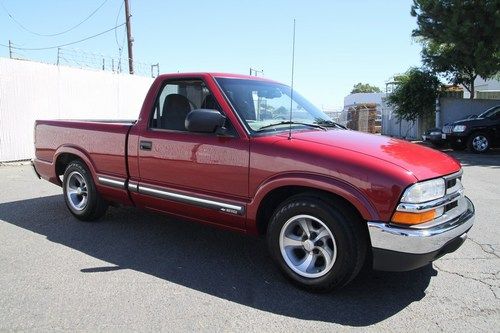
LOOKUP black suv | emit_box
[442,105,500,153]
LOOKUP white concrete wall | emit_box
[463,76,500,99]
[343,92,386,107]
[0,58,154,162]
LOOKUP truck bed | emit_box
[34,119,134,184]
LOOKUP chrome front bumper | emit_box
[367,196,474,271]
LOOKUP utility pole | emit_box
[8,40,12,59]
[124,0,134,74]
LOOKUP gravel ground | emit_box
[0,150,499,332]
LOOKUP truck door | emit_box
[133,78,249,229]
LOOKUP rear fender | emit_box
[53,145,98,186]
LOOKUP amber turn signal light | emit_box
[391,209,436,225]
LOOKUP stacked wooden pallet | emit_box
[346,103,381,134]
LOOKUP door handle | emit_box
[140,140,152,151]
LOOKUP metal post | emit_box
[124,0,134,74]
[435,97,441,128]
[150,63,159,78]
[249,68,264,76]
[8,40,12,59]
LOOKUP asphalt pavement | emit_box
[0,149,499,331]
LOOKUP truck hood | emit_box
[284,130,461,180]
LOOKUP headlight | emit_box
[430,131,441,135]
[453,125,466,132]
[392,178,446,225]
[400,178,445,203]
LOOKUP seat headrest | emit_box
[201,94,219,110]
[163,94,191,114]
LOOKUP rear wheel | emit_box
[267,195,367,292]
[468,132,490,153]
[63,160,108,221]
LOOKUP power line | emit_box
[114,0,125,49]
[114,0,126,72]
[1,23,126,51]
[0,0,110,37]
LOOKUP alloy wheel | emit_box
[279,214,337,278]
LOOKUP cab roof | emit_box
[156,72,279,83]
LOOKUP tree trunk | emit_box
[469,75,477,99]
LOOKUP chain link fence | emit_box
[6,42,160,78]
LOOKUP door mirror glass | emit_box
[185,109,226,133]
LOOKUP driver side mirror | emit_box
[185,109,227,134]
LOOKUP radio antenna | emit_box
[288,19,296,141]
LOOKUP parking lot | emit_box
[1,149,499,331]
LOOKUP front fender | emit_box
[246,172,380,234]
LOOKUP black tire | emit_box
[450,142,466,151]
[62,160,108,221]
[467,132,490,154]
[267,194,367,292]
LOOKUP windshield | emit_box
[216,78,335,134]
[478,106,500,118]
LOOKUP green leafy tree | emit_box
[411,0,500,99]
[386,68,441,122]
[350,83,382,94]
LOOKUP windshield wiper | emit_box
[314,120,346,129]
[256,121,327,132]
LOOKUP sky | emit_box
[0,0,423,108]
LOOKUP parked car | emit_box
[422,127,446,147]
[442,106,500,153]
[32,73,475,292]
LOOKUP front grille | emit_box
[445,200,458,212]
[446,178,456,190]
[445,172,463,195]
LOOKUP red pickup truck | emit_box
[33,73,475,291]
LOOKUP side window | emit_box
[150,81,197,131]
[150,79,236,135]
[492,107,500,120]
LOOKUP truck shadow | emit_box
[0,195,435,326]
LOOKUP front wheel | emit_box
[468,132,490,153]
[63,160,108,221]
[267,195,367,292]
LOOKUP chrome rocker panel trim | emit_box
[98,176,126,189]
[137,185,245,216]
[368,196,474,255]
